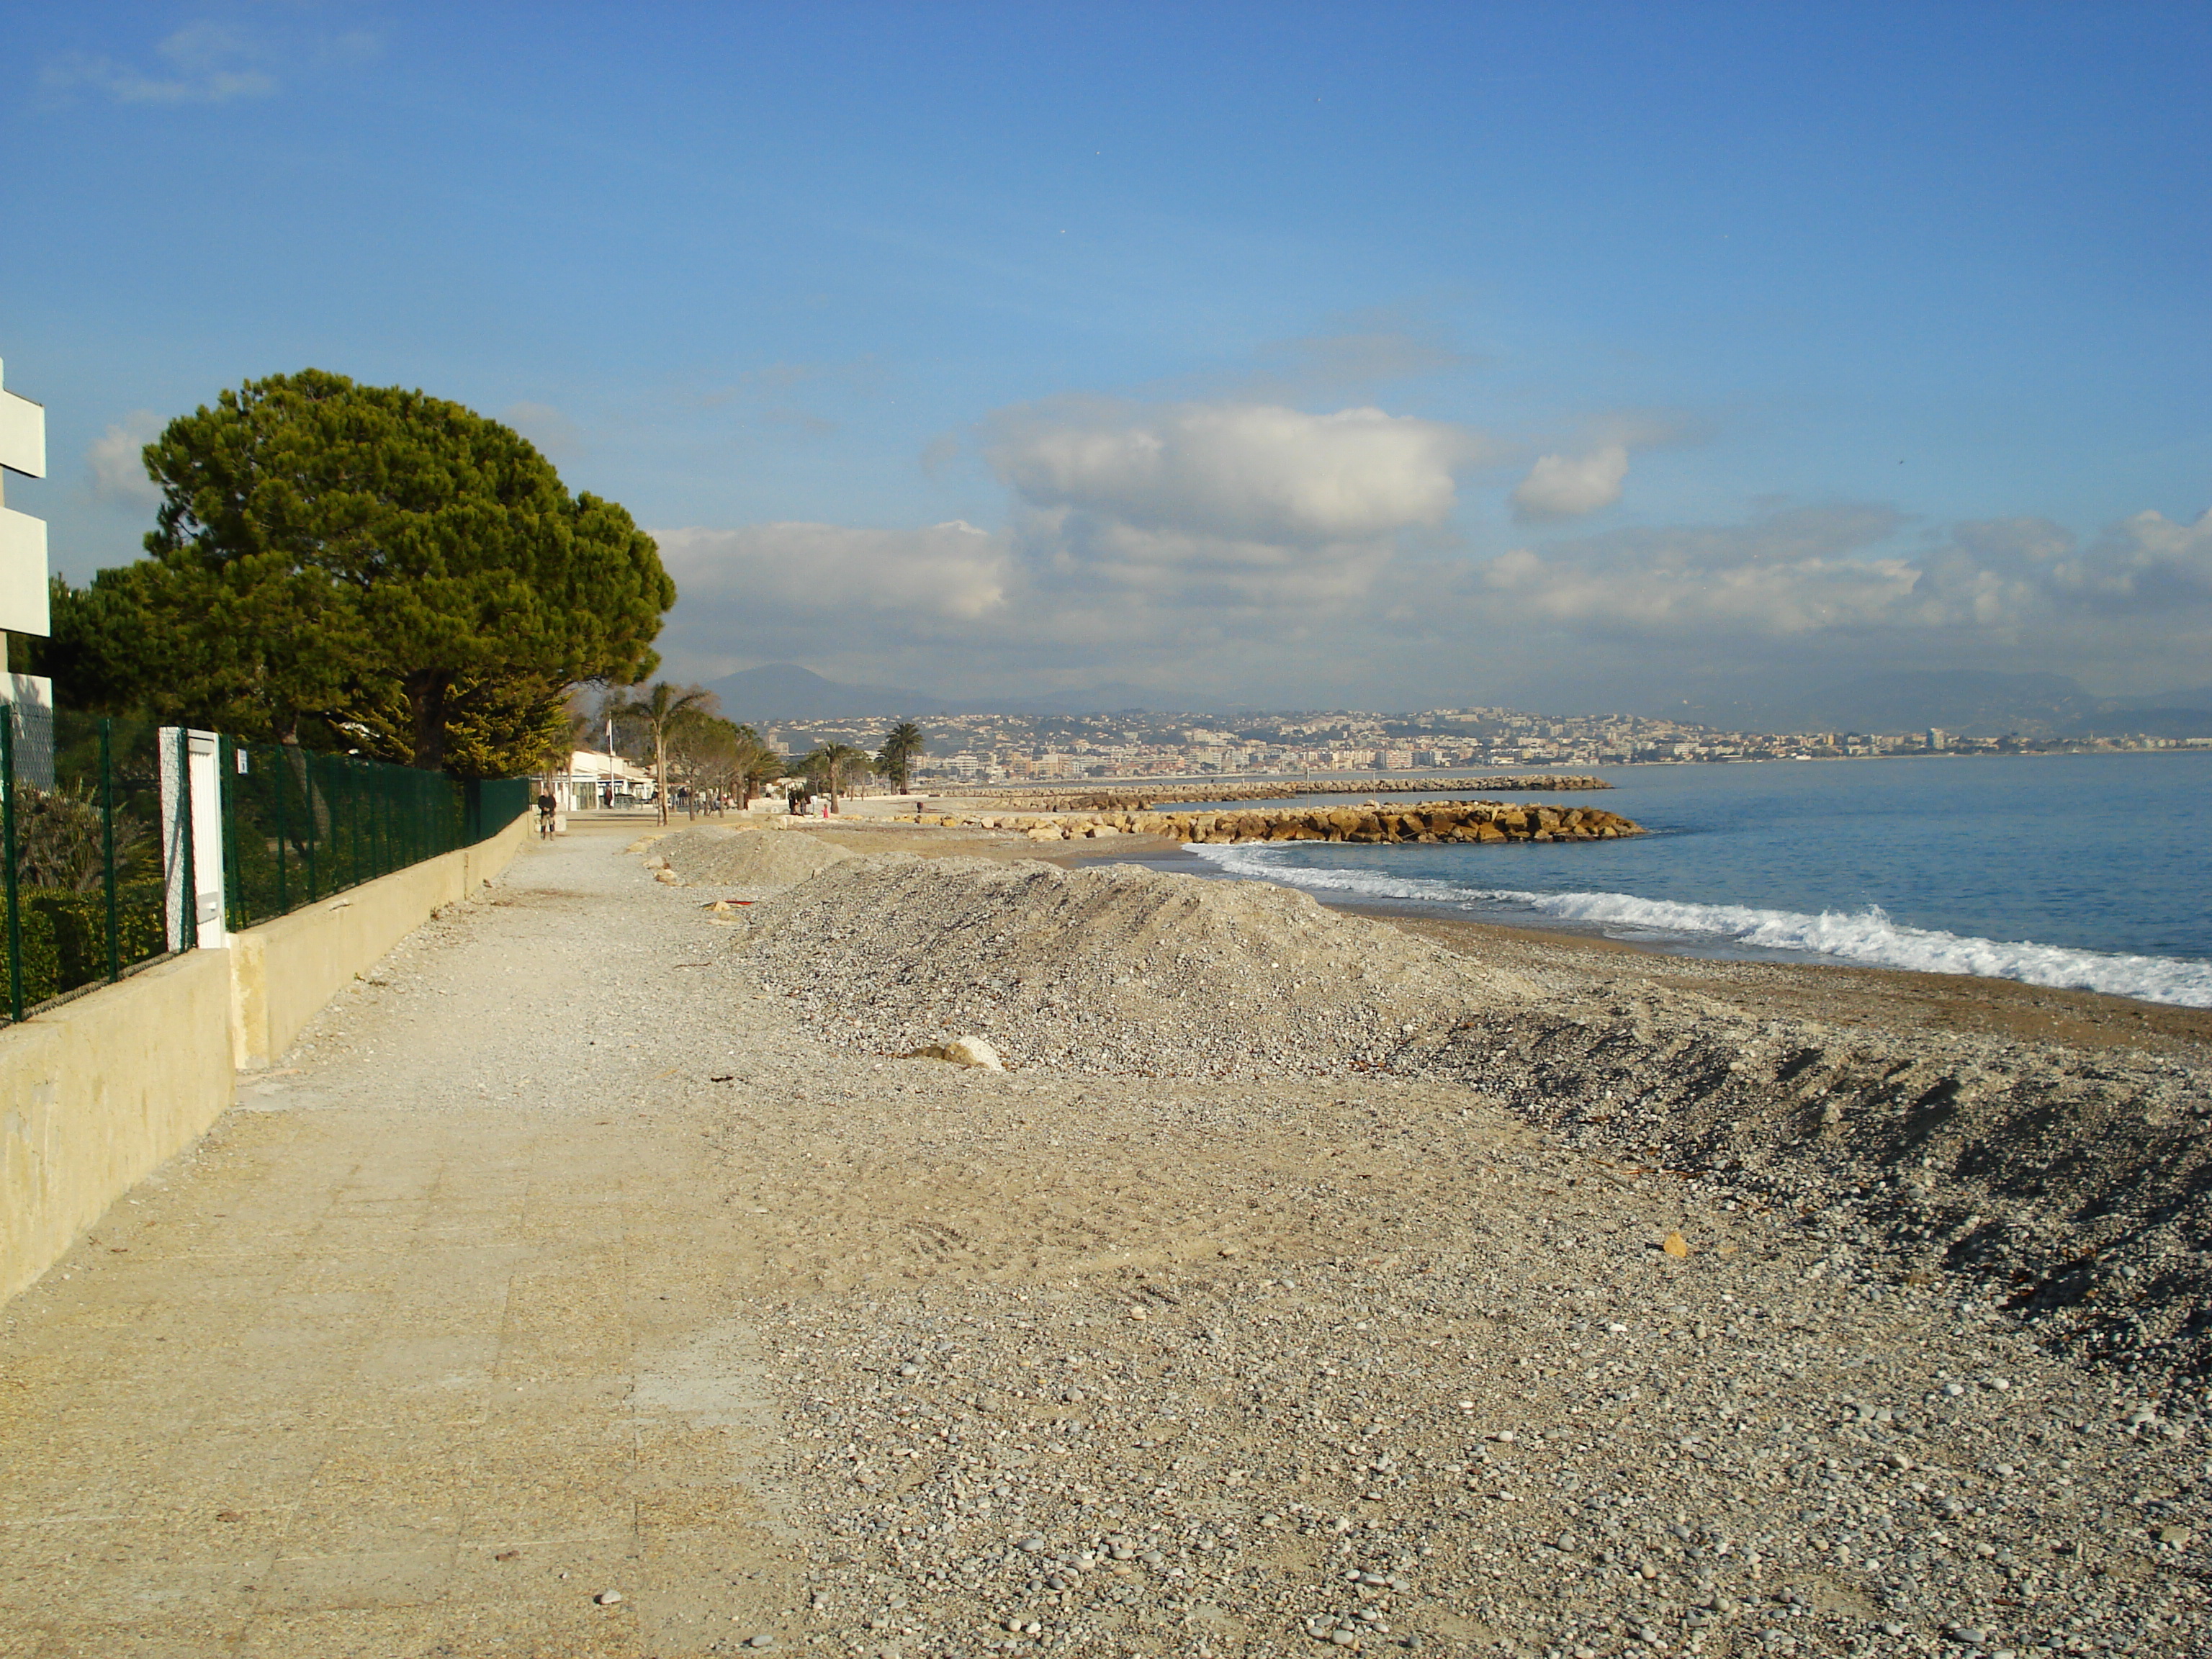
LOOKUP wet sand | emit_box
[1357,908,2212,1063]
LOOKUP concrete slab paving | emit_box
[0,827,803,1657]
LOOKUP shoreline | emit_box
[1064,835,2212,1034]
[714,830,2212,1357]
[786,820,2212,1029]
[1344,902,2212,1061]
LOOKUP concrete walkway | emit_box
[0,828,801,1658]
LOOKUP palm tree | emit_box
[801,742,873,814]
[876,720,925,793]
[616,682,716,824]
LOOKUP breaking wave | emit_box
[1183,842,2212,1009]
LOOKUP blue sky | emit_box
[6,1,2209,714]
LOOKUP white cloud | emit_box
[85,411,164,507]
[643,356,2211,705]
[2045,508,2212,611]
[1014,505,1395,611]
[986,399,1489,548]
[1470,506,1935,638]
[42,24,276,105]
[1480,543,1925,636]
[655,521,1012,624]
[1510,444,1629,521]
[647,497,2212,705]
[1461,503,2212,651]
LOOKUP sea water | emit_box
[1155,751,2212,1008]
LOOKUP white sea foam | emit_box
[1182,843,2212,1009]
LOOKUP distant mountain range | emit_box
[1675,671,2212,739]
[698,663,1168,722]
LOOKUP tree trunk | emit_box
[405,670,451,772]
[655,728,668,824]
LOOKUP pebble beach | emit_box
[643,819,2212,1659]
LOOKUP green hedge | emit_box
[0,885,168,1011]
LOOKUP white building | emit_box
[548,747,655,812]
[0,358,53,787]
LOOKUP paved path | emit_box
[0,828,801,1658]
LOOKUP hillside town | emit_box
[748,704,2209,788]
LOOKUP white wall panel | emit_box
[0,360,44,480]
[0,508,50,635]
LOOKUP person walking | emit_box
[536,789,557,837]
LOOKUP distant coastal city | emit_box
[756,704,2211,786]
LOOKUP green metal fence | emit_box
[1,714,529,1025]
[219,741,529,932]
[1,713,181,1023]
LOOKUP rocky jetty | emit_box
[941,772,1611,813]
[914,797,1644,844]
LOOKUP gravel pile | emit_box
[652,823,856,888]
[727,854,1534,1076]
[730,853,2212,1393]
[1408,990,2212,1390]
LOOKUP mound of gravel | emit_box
[727,850,2212,1390]
[1416,987,2212,1386]
[729,853,1536,1076]
[651,824,854,888]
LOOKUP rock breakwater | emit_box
[922,798,1644,844]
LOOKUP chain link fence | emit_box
[1,713,179,1022]
[218,741,528,931]
[2,711,531,1025]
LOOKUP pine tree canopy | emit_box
[55,369,675,775]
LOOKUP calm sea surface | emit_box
[1136,751,2212,1007]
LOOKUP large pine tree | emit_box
[56,369,674,776]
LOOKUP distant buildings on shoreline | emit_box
[755,704,2208,787]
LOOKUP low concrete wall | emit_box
[229,814,530,1069]
[1,813,531,1303]
[0,950,236,1305]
